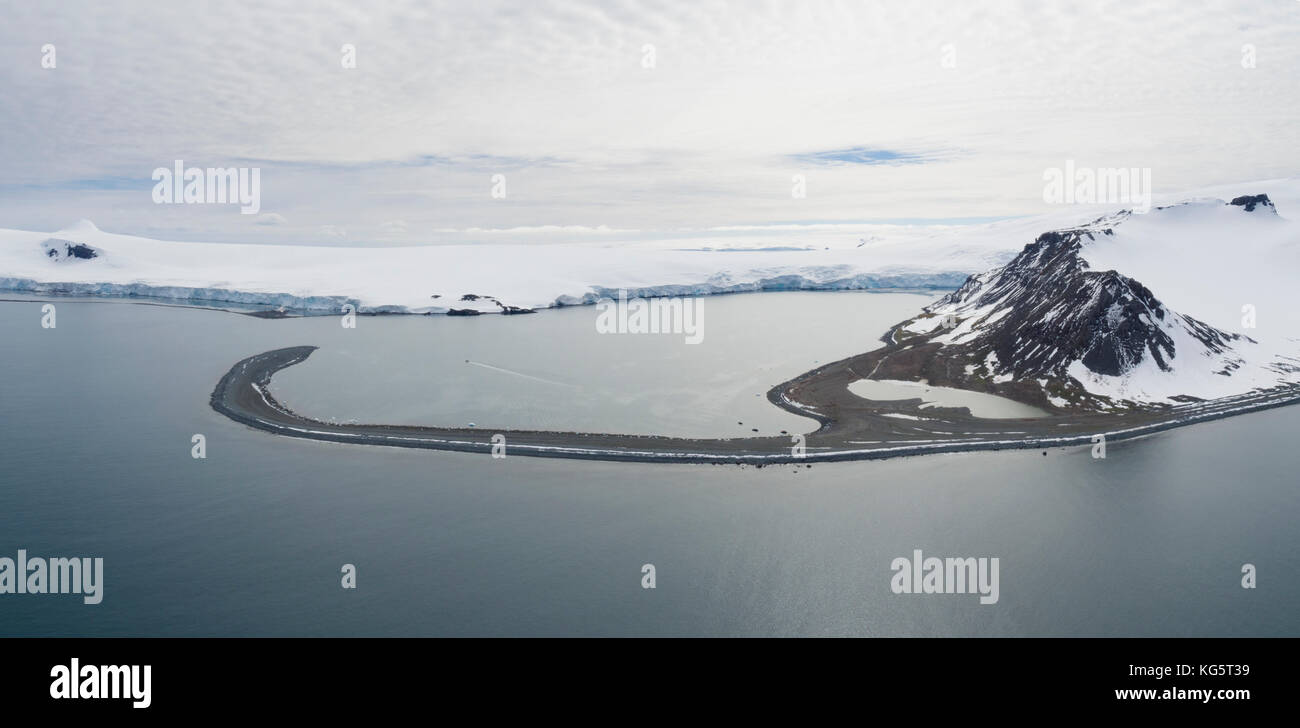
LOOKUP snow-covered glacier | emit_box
[0,219,1028,315]
[1,179,1296,324]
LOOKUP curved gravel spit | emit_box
[210,346,1300,464]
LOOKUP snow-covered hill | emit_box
[1,188,1239,316]
[897,194,1300,406]
[0,218,1034,314]
[0,179,1297,341]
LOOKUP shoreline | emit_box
[209,345,1300,464]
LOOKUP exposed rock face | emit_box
[936,226,1241,378]
[883,201,1265,409]
[448,293,534,315]
[41,239,99,262]
[1229,193,1274,212]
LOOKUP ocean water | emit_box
[0,292,1296,636]
[267,290,933,437]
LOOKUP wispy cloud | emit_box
[0,0,1295,243]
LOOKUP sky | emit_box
[0,0,1297,245]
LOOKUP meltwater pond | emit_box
[849,378,1049,419]
[0,292,1297,636]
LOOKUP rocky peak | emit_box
[1229,194,1274,213]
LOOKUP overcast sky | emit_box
[1,0,1297,244]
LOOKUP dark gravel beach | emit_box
[210,344,1300,464]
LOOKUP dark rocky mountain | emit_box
[880,198,1277,410]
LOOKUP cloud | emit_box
[0,1,1296,242]
[432,224,636,234]
[254,213,286,226]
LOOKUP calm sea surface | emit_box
[0,292,1296,636]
